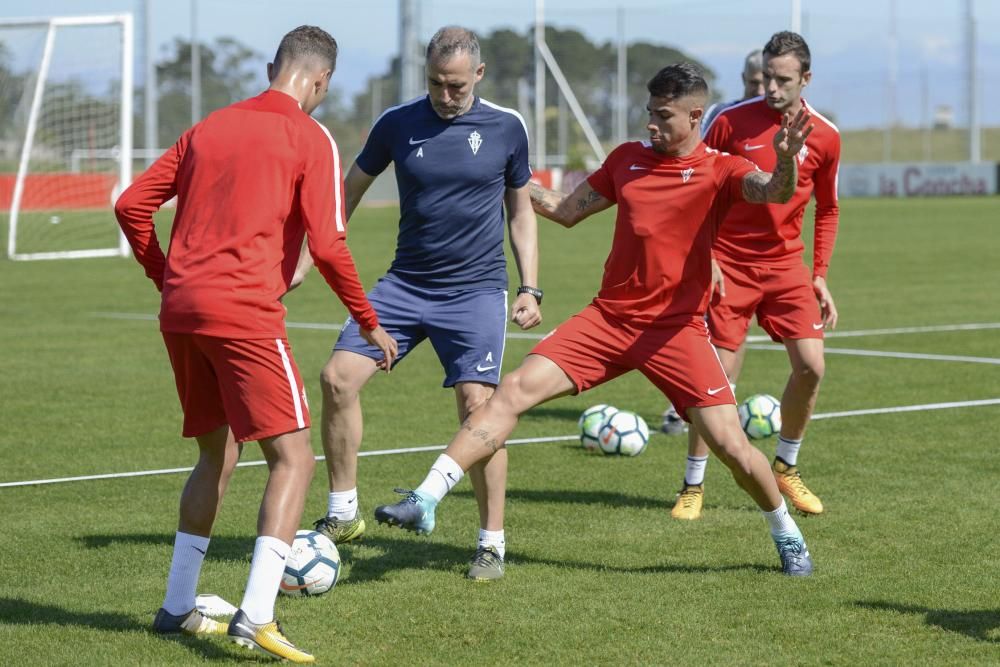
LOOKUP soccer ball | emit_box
[279,530,341,597]
[738,394,782,440]
[598,410,650,456]
[578,404,619,451]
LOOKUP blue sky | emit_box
[3,0,998,129]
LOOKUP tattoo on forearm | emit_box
[575,189,602,213]
[528,182,558,212]
[744,157,797,204]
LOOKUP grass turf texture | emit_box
[1,197,998,665]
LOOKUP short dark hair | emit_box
[426,26,480,65]
[763,31,810,73]
[646,63,708,100]
[273,25,338,72]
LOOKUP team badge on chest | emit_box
[468,130,482,155]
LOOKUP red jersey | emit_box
[703,97,840,278]
[115,90,378,338]
[586,141,756,325]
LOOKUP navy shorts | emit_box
[335,275,508,387]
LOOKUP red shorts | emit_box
[530,305,735,422]
[708,259,824,350]
[161,333,310,442]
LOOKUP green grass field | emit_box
[1,197,999,665]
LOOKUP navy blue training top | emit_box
[355,95,531,290]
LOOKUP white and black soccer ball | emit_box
[279,530,341,597]
[598,410,650,456]
[578,404,619,451]
[738,394,782,440]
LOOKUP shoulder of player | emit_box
[709,95,765,127]
[802,99,840,135]
[369,95,426,133]
[478,98,529,138]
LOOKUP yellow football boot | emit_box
[773,459,824,514]
[228,610,315,663]
[670,484,704,520]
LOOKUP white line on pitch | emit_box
[746,343,1000,365]
[91,313,1000,343]
[3,400,999,489]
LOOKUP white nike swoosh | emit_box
[812,323,825,330]
[476,364,498,372]
[706,386,728,395]
[629,164,648,170]
[409,137,430,145]
[744,144,766,151]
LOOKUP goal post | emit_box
[1,14,133,261]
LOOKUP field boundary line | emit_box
[746,343,1000,365]
[3,399,999,489]
[92,313,1000,342]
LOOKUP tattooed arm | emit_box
[529,179,613,228]
[741,107,814,204]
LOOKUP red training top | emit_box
[703,97,841,278]
[586,141,756,326]
[115,89,378,338]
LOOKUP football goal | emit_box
[0,14,133,260]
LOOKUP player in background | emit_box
[699,49,765,138]
[374,63,816,576]
[115,26,396,663]
[294,26,541,581]
[662,47,766,435]
[670,31,840,521]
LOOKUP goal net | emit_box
[0,14,133,260]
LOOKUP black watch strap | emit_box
[517,285,543,304]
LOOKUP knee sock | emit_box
[240,536,290,624]
[162,531,210,615]
[415,454,464,502]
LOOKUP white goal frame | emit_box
[3,14,133,261]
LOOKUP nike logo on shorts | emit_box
[409,137,431,145]
[812,322,825,330]
[706,386,728,395]
[629,164,648,170]
[744,143,766,151]
[476,364,498,372]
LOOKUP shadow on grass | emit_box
[0,597,241,661]
[855,600,1000,643]
[452,486,668,510]
[77,533,253,562]
[339,533,775,584]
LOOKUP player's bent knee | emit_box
[320,363,361,405]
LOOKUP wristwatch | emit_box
[517,285,543,304]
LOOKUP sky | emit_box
[2,0,998,131]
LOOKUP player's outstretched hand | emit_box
[511,292,542,330]
[361,325,399,372]
[812,276,838,330]
[773,108,814,160]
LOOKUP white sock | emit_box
[478,529,506,559]
[684,455,709,486]
[162,531,210,615]
[762,500,802,540]
[240,536,290,625]
[415,454,464,503]
[776,436,803,466]
[327,488,359,520]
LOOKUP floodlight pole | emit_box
[790,0,801,32]
[534,0,546,169]
[965,0,980,163]
[615,6,627,145]
[885,0,897,162]
[190,0,200,124]
[143,0,157,164]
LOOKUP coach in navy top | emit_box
[295,26,541,582]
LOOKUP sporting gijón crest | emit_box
[468,130,482,155]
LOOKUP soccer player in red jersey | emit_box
[375,63,816,576]
[115,26,396,663]
[670,31,840,521]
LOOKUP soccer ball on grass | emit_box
[598,410,650,456]
[737,394,782,440]
[578,404,619,451]
[279,530,341,597]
